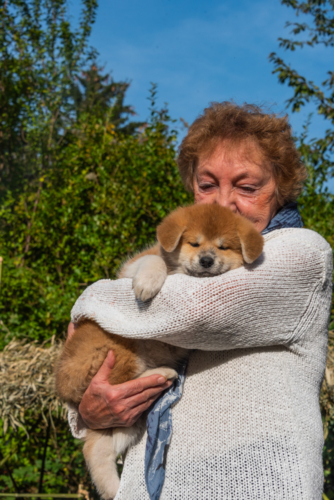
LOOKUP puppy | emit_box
[55,204,263,500]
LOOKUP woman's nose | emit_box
[215,189,237,213]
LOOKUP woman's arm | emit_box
[71,231,332,351]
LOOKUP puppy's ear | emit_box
[157,211,186,252]
[236,216,264,264]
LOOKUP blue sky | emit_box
[69,0,333,189]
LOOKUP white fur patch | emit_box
[125,255,168,302]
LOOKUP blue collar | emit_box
[261,202,303,235]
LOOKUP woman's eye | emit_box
[198,183,216,191]
[189,242,200,247]
[240,186,256,193]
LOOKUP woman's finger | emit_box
[117,395,164,427]
[112,374,172,399]
[120,381,172,409]
[92,350,116,384]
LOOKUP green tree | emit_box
[0,91,190,347]
[269,0,334,122]
[71,64,143,134]
[0,0,98,196]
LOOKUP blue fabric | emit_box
[261,202,303,235]
[144,202,303,500]
[144,362,187,500]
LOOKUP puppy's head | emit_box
[157,204,263,277]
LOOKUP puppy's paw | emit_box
[133,268,167,302]
[139,366,178,382]
[98,477,120,500]
[156,367,178,382]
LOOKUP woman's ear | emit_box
[157,210,187,252]
[236,215,264,264]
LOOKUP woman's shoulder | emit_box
[262,228,333,283]
[263,227,332,254]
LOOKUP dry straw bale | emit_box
[0,336,66,434]
[321,330,334,438]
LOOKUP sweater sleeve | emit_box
[71,230,332,351]
[68,403,88,439]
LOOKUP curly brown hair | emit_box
[178,102,307,206]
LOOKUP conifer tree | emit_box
[71,64,143,134]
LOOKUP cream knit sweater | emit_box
[69,228,333,500]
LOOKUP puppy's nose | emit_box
[199,256,214,269]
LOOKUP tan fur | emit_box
[55,204,263,499]
[56,322,141,404]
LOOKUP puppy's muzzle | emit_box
[199,256,214,269]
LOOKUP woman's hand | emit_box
[67,322,172,429]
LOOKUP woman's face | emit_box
[193,140,279,233]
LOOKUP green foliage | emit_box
[71,64,143,134]
[0,94,190,348]
[297,116,334,251]
[0,416,94,498]
[0,0,98,197]
[0,0,191,349]
[324,418,334,497]
[269,0,334,122]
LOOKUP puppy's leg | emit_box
[83,429,120,500]
[123,255,168,302]
[112,417,146,459]
[84,423,146,499]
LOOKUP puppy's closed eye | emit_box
[218,245,229,250]
[189,242,200,247]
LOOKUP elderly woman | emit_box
[68,102,333,499]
